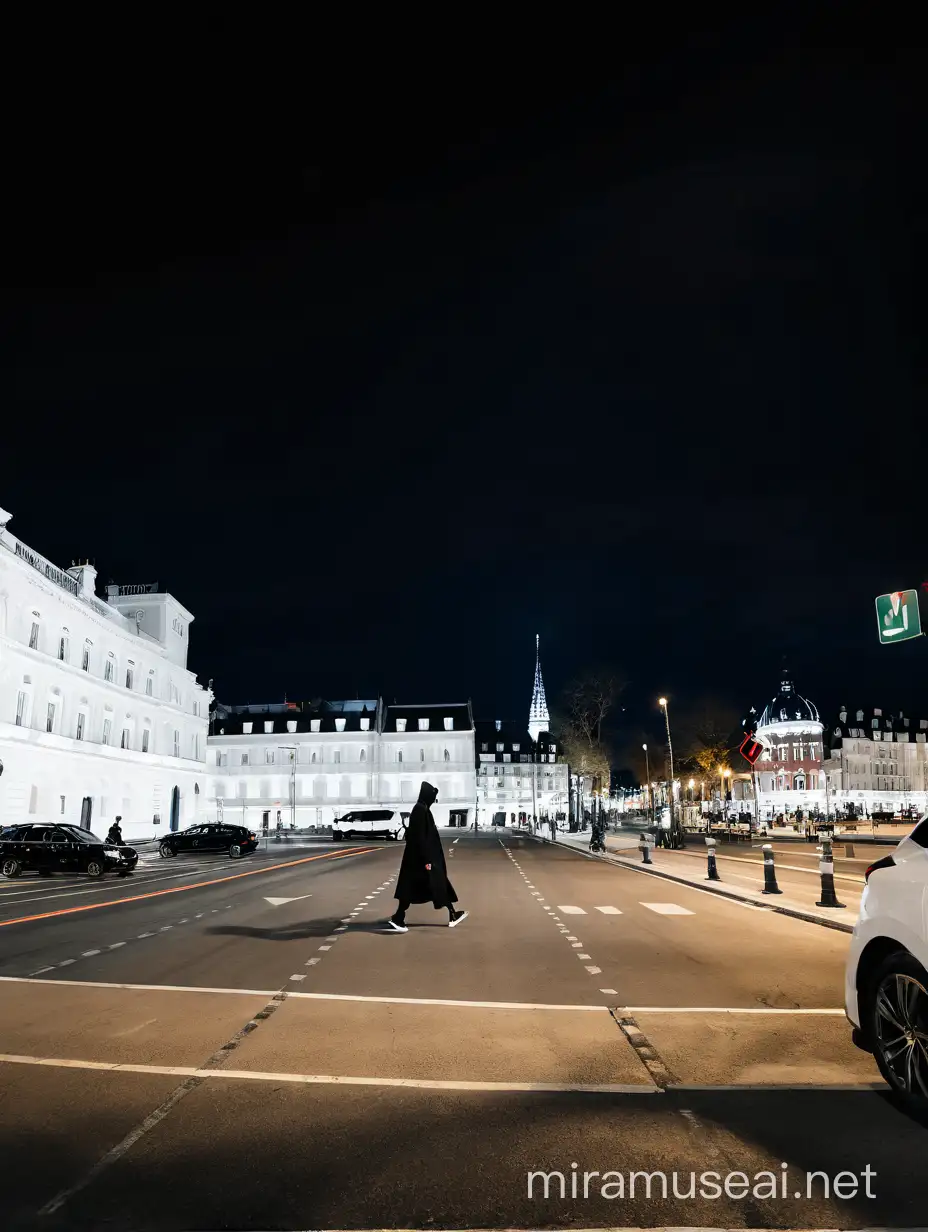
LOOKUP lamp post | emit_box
[721,768,732,822]
[278,746,297,832]
[659,697,681,847]
[642,743,652,825]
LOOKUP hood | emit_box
[417,781,439,807]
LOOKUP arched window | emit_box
[104,652,116,683]
[58,627,70,663]
[28,610,41,651]
[311,751,317,764]
[419,748,425,764]
[397,750,403,764]
[360,749,366,762]
[443,748,450,763]
[15,676,33,727]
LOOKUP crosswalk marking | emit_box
[595,906,623,915]
[557,905,586,914]
[640,902,694,916]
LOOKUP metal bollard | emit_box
[705,836,721,881]
[639,833,653,865]
[816,837,846,909]
[761,843,782,895]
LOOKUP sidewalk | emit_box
[530,831,858,933]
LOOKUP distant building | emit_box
[822,706,928,817]
[0,505,210,841]
[475,719,568,826]
[749,672,826,819]
[208,699,475,829]
[528,634,550,742]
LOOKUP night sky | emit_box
[2,19,924,764]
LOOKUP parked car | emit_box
[845,815,928,1108]
[0,823,138,879]
[158,823,258,860]
[332,810,408,841]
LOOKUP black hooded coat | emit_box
[394,781,458,909]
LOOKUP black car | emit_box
[159,823,258,860]
[0,823,138,879]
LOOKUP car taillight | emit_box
[249,833,256,840]
[865,854,895,881]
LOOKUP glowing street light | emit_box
[642,743,653,824]
[658,696,679,846]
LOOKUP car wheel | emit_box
[229,843,242,859]
[1,857,23,879]
[867,950,928,1108]
[86,859,106,879]
[333,830,343,841]
[159,842,176,858]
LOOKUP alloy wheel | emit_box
[874,972,928,1100]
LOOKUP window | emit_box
[241,751,249,765]
[82,643,91,671]
[102,717,112,745]
[360,717,370,731]
[265,749,275,764]
[287,720,297,734]
[58,631,69,662]
[104,657,115,683]
[396,719,407,733]
[443,716,453,731]
[481,743,488,752]
[76,712,85,741]
[46,702,56,733]
[311,751,317,764]
[120,727,130,749]
[496,743,504,752]
[15,691,27,726]
[145,673,153,697]
[243,722,253,734]
[60,795,66,815]
[173,730,180,758]
[311,720,321,733]
[334,750,341,764]
[512,744,520,753]
[335,718,346,732]
[792,744,801,759]
[397,750,403,764]
[360,749,366,762]
[194,734,200,760]
[443,749,450,762]
[29,620,40,650]
[126,667,134,690]
[419,748,425,763]
[418,718,429,731]
[142,728,150,754]
[264,721,273,734]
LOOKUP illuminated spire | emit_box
[528,633,550,742]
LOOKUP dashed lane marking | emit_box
[0,846,379,928]
[557,905,587,914]
[595,906,623,914]
[641,902,695,916]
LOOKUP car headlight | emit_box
[104,850,120,860]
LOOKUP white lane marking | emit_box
[109,942,125,950]
[595,906,623,915]
[195,913,204,919]
[159,926,173,932]
[137,932,154,939]
[0,976,277,995]
[57,959,74,967]
[31,966,55,975]
[305,958,321,967]
[585,966,602,974]
[340,917,352,923]
[571,942,583,948]
[577,954,592,960]
[641,902,695,916]
[177,919,189,925]
[0,1053,657,1094]
[290,974,306,981]
[264,895,313,907]
[325,935,339,942]
[82,950,101,957]
[600,989,618,995]
[318,945,331,952]
[335,926,347,932]
[557,905,586,914]
[566,935,578,941]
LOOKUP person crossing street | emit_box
[387,781,468,931]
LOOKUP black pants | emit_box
[394,900,455,923]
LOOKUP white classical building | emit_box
[475,719,569,826]
[208,699,476,829]
[822,707,928,818]
[748,673,827,820]
[0,506,211,841]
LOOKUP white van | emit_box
[332,809,408,842]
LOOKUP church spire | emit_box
[528,633,550,742]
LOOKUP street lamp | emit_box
[658,696,681,848]
[278,746,297,833]
[721,767,732,819]
[642,743,652,825]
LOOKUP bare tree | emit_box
[557,670,625,796]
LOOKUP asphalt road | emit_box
[0,829,925,1230]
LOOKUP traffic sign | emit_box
[875,590,922,644]
[739,733,763,765]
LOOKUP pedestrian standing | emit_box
[387,782,468,932]
[106,816,124,845]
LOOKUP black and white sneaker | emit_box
[386,917,408,933]
[448,909,469,928]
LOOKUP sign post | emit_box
[875,590,922,645]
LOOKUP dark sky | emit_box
[2,18,925,758]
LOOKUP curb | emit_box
[524,834,855,935]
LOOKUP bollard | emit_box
[816,837,846,909]
[705,836,721,881]
[761,843,782,895]
[844,842,855,859]
[639,833,653,866]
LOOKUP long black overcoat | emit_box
[394,781,458,909]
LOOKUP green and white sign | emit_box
[875,590,922,644]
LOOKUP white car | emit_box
[332,809,408,842]
[845,815,928,1107]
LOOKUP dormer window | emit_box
[242,722,253,734]
[443,716,452,731]
[396,718,407,733]
[496,743,504,752]
[287,720,297,734]
[512,744,520,753]
[481,743,488,752]
[360,717,370,731]
[335,718,346,732]
[495,720,502,732]
[311,719,320,733]
[418,718,429,731]
[264,721,273,734]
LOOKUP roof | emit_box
[383,702,473,733]
[212,700,379,736]
[827,706,928,749]
[753,674,820,728]
[475,719,559,753]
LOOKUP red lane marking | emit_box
[0,847,381,928]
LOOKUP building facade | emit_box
[208,699,475,829]
[822,707,928,817]
[0,506,210,841]
[475,719,569,826]
[749,673,826,819]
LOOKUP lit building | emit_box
[749,672,826,819]
[0,506,210,840]
[528,634,549,742]
[208,699,475,829]
[475,720,568,826]
[822,707,928,817]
